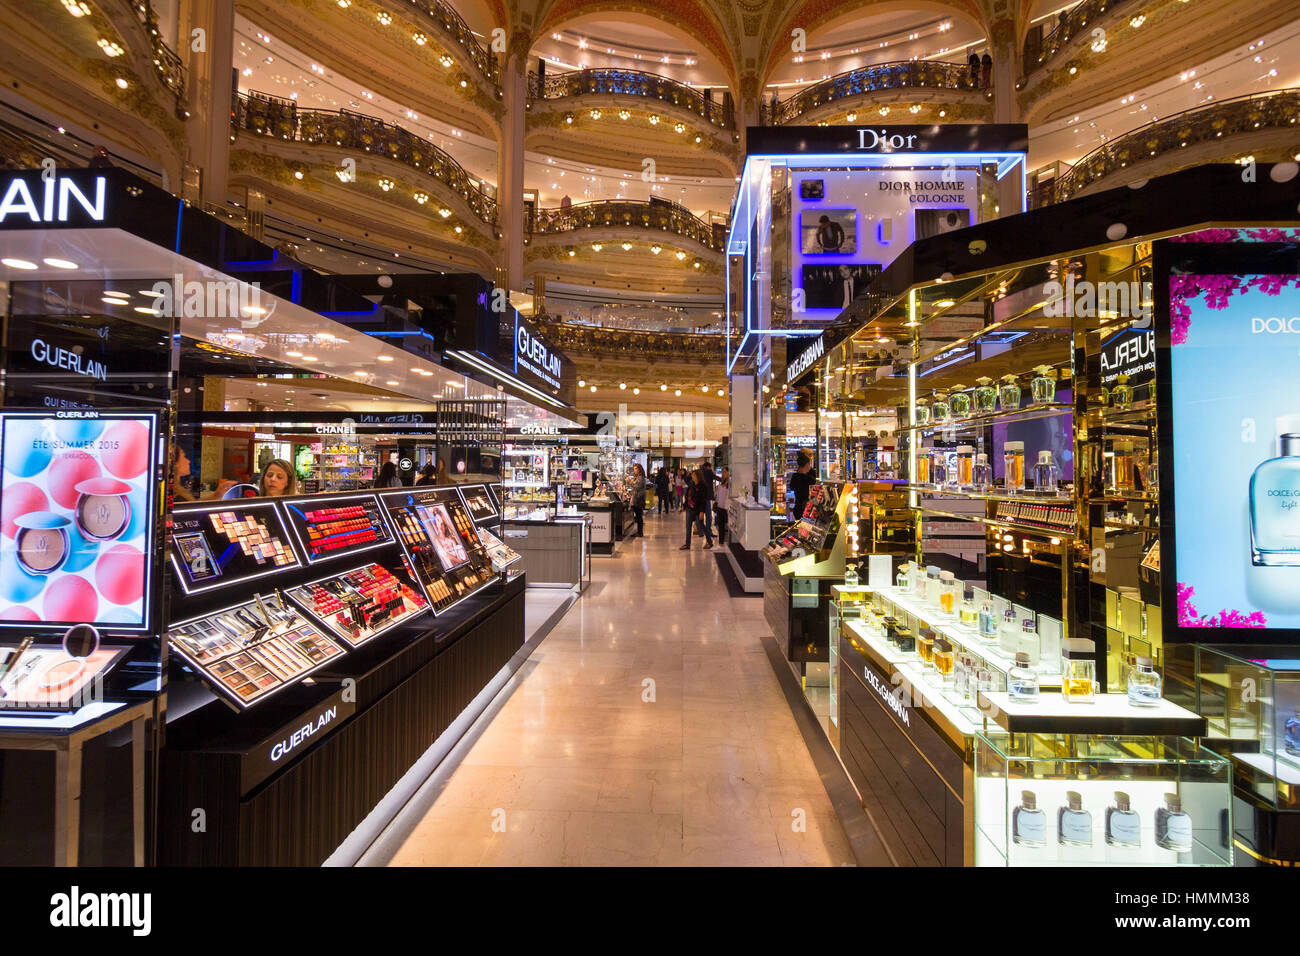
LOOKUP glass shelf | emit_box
[904,485,1075,505]
[899,402,1073,435]
[918,506,1076,541]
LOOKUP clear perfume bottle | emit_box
[1105,792,1141,847]
[1058,791,1093,846]
[844,563,858,587]
[1018,619,1041,666]
[931,450,948,489]
[959,586,978,628]
[998,374,1021,411]
[914,398,930,425]
[998,608,1020,656]
[934,638,955,687]
[978,600,997,642]
[1034,450,1061,495]
[931,393,951,423]
[1127,655,1162,707]
[972,453,993,492]
[938,570,959,616]
[896,561,911,591]
[1008,652,1039,702]
[1030,365,1057,405]
[1155,793,1193,852]
[1285,712,1300,757]
[1012,790,1046,847]
[1111,373,1134,409]
[1061,638,1097,703]
[974,376,997,414]
[1003,441,1025,493]
[955,652,974,701]
[1249,426,1300,566]
[926,566,942,609]
[949,385,972,418]
[1110,440,1135,492]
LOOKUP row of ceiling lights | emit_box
[574,243,700,266]
[575,380,726,397]
[61,1,135,88]
[564,111,701,142]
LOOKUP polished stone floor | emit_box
[383,509,855,866]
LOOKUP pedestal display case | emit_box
[160,485,524,866]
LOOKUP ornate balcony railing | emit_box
[398,0,498,82]
[531,319,726,362]
[1035,87,1300,205]
[232,90,498,224]
[120,0,188,107]
[527,68,733,128]
[1023,0,1133,73]
[532,199,725,251]
[765,60,982,125]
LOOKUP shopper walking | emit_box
[679,468,714,550]
[714,466,730,545]
[674,468,686,512]
[629,463,646,537]
[655,466,670,514]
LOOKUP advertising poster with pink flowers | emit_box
[0,412,158,631]
[1167,234,1300,633]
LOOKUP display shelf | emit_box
[897,402,1072,434]
[903,486,1074,505]
[284,561,429,648]
[977,690,1208,736]
[917,506,1076,540]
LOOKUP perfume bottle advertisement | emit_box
[1169,275,1300,630]
[0,413,156,630]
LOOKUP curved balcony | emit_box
[528,68,734,129]
[121,0,187,105]
[394,0,498,82]
[765,60,984,125]
[232,90,497,224]
[532,200,725,252]
[531,319,726,363]
[1036,87,1300,205]
[1022,0,1135,73]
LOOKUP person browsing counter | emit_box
[259,459,297,497]
[789,450,815,521]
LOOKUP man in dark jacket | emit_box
[698,462,716,535]
[655,467,671,514]
[789,451,815,521]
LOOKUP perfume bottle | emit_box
[1030,365,1057,405]
[844,563,858,587]
[977,600,997,642]
[1018,619,1041,666]
[1111,373,1134,409]
[891,624,915,653]
[1127,655,1162,707]
[1155,793,1193,852]
[959,586,979,628]
[1249,425,1300,566]
[974,376,997,414]
[1061,638,1097,703]
[934,638,955,686]
[998,374,1022,411]
[931,393,951,423]
[1058,792,1093,847]
[1003,441,1025,493]
[1110,440,1135,491]
[915,450,931,486]
[925,566,942,609]
[955,652,974,700]
[1008,652,1039,702]
[896,561,912,591]
[1285,712,1300,757]
[998,608,1021,656]
[914,398,930,425]
[931,450,948,489]
[938,570,958,616]
[1105,792,1141,847]
[1012,790,1046,847]
[956,446,975,489]
[972,453,993,492]
[917,629,935,667]
[949,385,972,418]
[1034,450,1061,496]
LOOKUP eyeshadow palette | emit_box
[284,562,428,647]
[281,494,393,564]
[169,502,301,595]
[0,644,129,711]
[167,594,344,708]
[381,491,495,613]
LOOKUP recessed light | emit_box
[1,258,37,270]
[41,257,77,269]
[354,370,367,376]
[241,305,267,316]
[386,379,399,385]
[302,355,318,361]
[101,293,129,304]
[133,306,160,315]
[377,354,393,361]
[285,350,302,357]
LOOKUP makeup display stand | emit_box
[158,484,526,866]
[763,483,846,665]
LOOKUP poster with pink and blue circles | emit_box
[0,413,158,631]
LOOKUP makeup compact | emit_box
[73,477,134,541]
[13,512,73,575]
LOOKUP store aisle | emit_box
[379,509,856,866]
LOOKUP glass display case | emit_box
[1193,645,1300,810]
[974,732,1233,867]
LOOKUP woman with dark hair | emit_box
[375,460,402,489]
[259,458,297,497]
[415,462,436,486]
[629,463,646,538]
[679,468,714,550]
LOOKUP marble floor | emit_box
[381,509,857,866]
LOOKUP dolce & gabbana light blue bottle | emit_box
[1250,425,1300,566]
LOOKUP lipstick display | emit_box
[285,563,428,647]
[284,495,393,562]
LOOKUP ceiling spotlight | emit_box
[717,389,724,397]
[621,241,631,251]
[619,382,626,390]
[568,249,576,256]
[590,384,597,392]
[354,370,368,376]
[591,242,602,251]
[578,379,586,387]
[1,258,37,270]
[438,207,452,218]
[459,79,467,88]
[675,250,686,260]
[293,170,304,179]
[650,244,661,254]
[633,387,640,395]
[414,191,428,204]
[846,112,857,122]
[378,354,394,361]
[589,108,601,120]
[413,32,427,45]
[564,113,573,124]
[376,11,391,24]
[303,355,319,362]
[694,135,701,143]
[440,55,453,68]
[61,1,92,15]
[285,350,302,357]
[386,379,399,385]
[618,109,630,120]
[42,257,77,269]
[97,38,124,57]
[660,384,667,391]
[674,388,681,396]
[692,260,701,269]
[673,123,685,134]
[115,77,129,89]
[378,177,394,191]
[701,384,709,392]
[337,0,350,7]
[454,225,463,234]
[648,114,660,125]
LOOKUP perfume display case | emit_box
[160,485,525,865]
[763,481,847,666]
